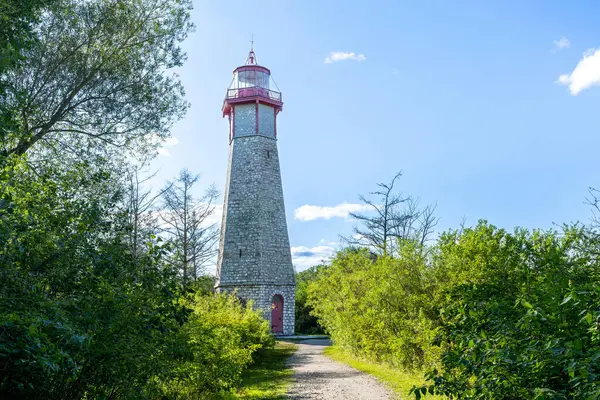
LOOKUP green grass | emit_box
[233,341,298,400]
[323,346,445,400]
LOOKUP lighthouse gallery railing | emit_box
[226,87,282,102]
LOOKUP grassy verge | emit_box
[233,341,298,400]
[323,346,444,400]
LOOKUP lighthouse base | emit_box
[216,283,295,336]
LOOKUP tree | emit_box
[0,0,55,161]
[0,0,54,76]
[413,222,600,399]
[0,155,184,398]
[307,245,438,370]
[123,163,169,268]
[295,265,327,334]
[1,0,192,159]
[392,198,439,247]
[160,169,219,287]
[586,187,600,231]
[342,172,438,256]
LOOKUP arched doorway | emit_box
[271,295,284,333]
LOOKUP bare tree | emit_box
[581,187,600,263]
[416,204,438,246]
[586,187,600,229]
[160,169,219,287]
[342,172,411,256]
[123,163,170,267]
[342,172,438,256]
[392,199,439,247]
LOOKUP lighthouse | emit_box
[215,47,295,335]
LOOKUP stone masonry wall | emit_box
[216,101,295,335]
[220,284,295,336]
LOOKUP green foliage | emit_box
[191,274,217,295]
[2,0,192,158]
[295,265,326,334]
[308,245,439,370]
[309,222,600,399]
[0,155,185,398]
[156,293,274,398]
[0,2,276,399]
[413,222,600,399]
[0,155,274,399]
[0,0,54,76]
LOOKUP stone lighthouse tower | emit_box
[216,47,295,335]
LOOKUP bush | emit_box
[416,222,600,399]
[0,157,186,399]
[0,157,274,399]
[295,265,326,334]
[307,246,440,370]
[307,222,600,399]
[155,293,274,398]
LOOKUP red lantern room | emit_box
[222,47,283,119]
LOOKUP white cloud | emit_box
[324,51,366,64]
[318,238,338,246]
[553,37,571,50]
[163,137,180,147]
[294,203,371,221]
[291,245,336,271]
[157,136,180,157]
[556,48,600,95]
[157,148,172,157]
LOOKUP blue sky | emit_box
[149,0,600,271]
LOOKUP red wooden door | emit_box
[271,295,283,333]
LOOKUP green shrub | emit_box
[0,157,275,399]
[295,265,326,334]
[307,222,600,399]
[156,293,274,398]
[0,157,186,399]
[415,222,600,399]
[307,245,440,370]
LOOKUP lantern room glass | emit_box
[230,69,270,90]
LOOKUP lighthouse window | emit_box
[257,72,268,88]
[267,150,270,159]
[239,249,242,257]
[261,72,269,88]
[236,70,269,89]
[238,70,256,88]
[247,71,256,86]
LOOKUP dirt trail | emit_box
[286,339,394,400]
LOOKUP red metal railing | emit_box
[226,87,282,102]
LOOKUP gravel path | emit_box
[286,339,394,400]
